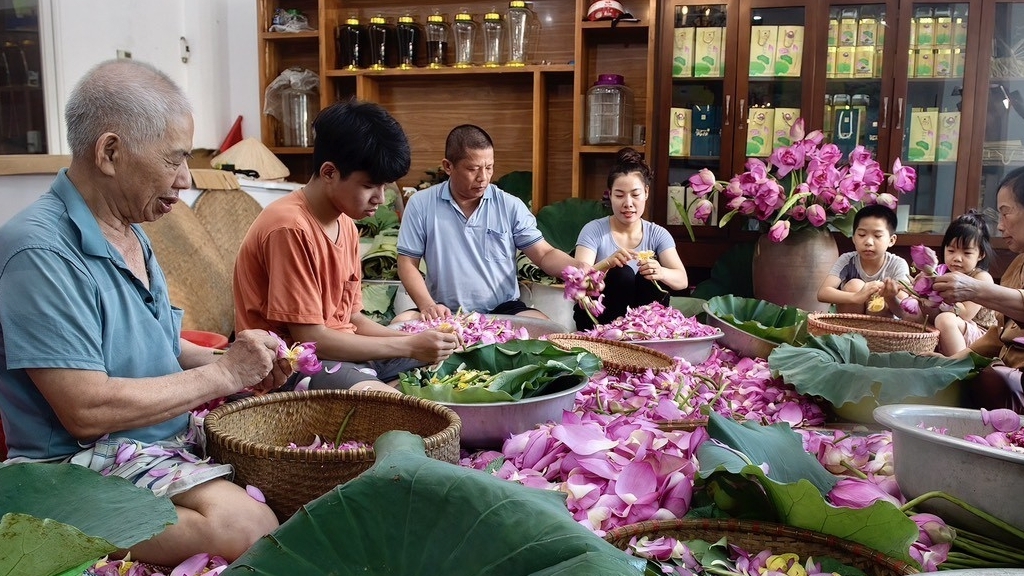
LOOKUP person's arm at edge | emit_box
[397,254,437,311]
[288,318,456,364]
[523,239,585,278]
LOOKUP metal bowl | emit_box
[630,332,724,364]
[874,405,1024,545]
[438,379,587,449]
[702,303,780,360]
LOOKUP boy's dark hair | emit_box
[607,147,652,189]
[853,204,898,234]
[311,97,411,185]
[941,211,996,271]
[445,124,493,165]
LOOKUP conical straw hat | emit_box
[211,137,290,181]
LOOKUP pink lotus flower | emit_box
[768,220,790,242]
[686,117,916,241]
[689,198,714,224]
[981,408,1023,433]
[828,477,904,508]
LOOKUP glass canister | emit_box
[281,87,318,147]
[335,17,366,70]
[367,14,397,70]
[396,14,422,69]
[586,74,634,145]
[453,9,477,68]
[425,11,451,68]
[506,0,535,66]
[482,10,504,67]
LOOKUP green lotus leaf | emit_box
[767,333,990,406]
[916,140,930,150]
[0,463,177,576]
[774,62,791,74]
[225,431,645,576]
[536,198,611,255]
[780,54,794,65]
[399,339,601,403]
[697,413,919,565]
[495,170,534,209]
[706,295,807,345]
[749,61,766,75]
[757,55,771,65]
[355,205,399,238]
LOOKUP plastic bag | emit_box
[269,8,314,33]
[263,67,320,121]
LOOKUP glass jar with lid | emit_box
[425,11,451,68]
[367,13,397,70]
[482,10,504,67]
[506,0,537,66]
[453,9,477,68]
[335,16,366,70]
[586,74,634,145]
[396,13,422,69]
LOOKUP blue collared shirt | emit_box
[397,181,543,312]
[0,169,186,459]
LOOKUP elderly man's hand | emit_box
[219,330,292,393]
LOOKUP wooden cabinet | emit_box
[256,0,658,208]
[651,0,1007,269]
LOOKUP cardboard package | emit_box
[833,107,861,156]
[775,25,803,76]
[916,17,935,48]
[915,49,934,77]
[672,27,695,77]
[838,15,858,46]
[835,48,855,78]
[667,185,687,225]
[668,107,692,157]
[828,16,839,47]
[826,47,837,77]
[854,46,875,78]
[693,27,724,77]
[858,18,878,46]
[905,107,939,162]
[953,16,968,47]
[691,105,720,156]
[935,15,953,46]
[772,108,801,148]
[934,49,953,77]
[746,107,775,157]
[936,111,961,162]
[749,26,778,77]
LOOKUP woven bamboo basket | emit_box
[604,519,918,576]
[546,333,676,374]
[807,313,939,354]
[204,390,461,520]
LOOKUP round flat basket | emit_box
[204,390,461,520]
[806,313,939,354]
[603,519,918,576]
[546,333,676,374]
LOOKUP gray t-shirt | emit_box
[575,217,675,273]
[829,251,911,287]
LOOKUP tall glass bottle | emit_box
[453,9,477,68]
[335,17,365,70]
[425,12,451,68]
[482,10,504,67]
[367,14,397,70]
[396,14,422,69]
[506,0,535,66]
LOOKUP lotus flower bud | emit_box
[981,408,1023,433]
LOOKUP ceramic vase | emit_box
[751,226,838,312]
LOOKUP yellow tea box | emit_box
[746,107,775,157]
[772,108,801,148]
[953,17,968,47]
[667,185,687,226]
[936,111,961,162]
[838,16,858,46]
[775,26,803,76]
[916,17,935,48]
[749,26,778,77]
[826,47,837,77]
[858,18,878,46]
[915,49,934,77]
[906,107,939,162]
[935,16,953,46]
[953,49,965,77]
[908,50,916,77]
[854,46,875,78]
[875,47,885,77]
[828,16,839,47]
[672,27,695,77]
[933,49,952,77]
[878,19,886,46]
[693,27,724,77]
[835,48,854,78]
[668,108,691,157]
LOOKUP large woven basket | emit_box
[604,519,918,576]
[204,390,461,520]
[546,333,676,374]
[807,313,939,354]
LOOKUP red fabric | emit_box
[217,115,244,154]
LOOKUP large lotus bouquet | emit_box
[687,118,918,242]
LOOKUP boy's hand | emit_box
[857,280,884,303]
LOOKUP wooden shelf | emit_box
[324,64,574,77]
[259,31,319,40]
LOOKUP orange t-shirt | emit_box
[233,190,362,344]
